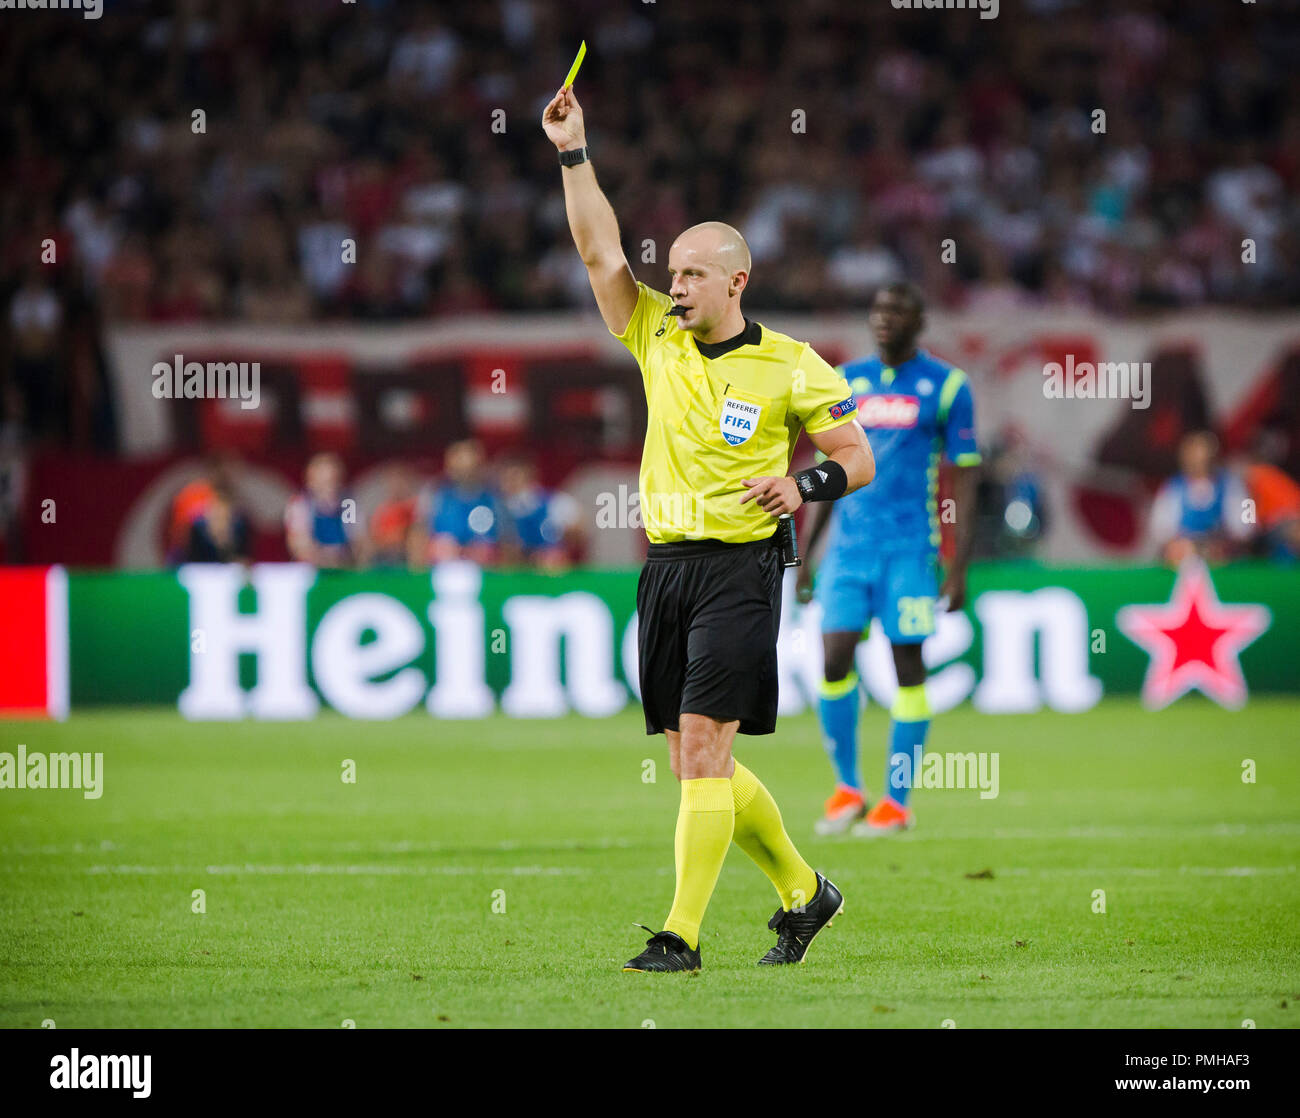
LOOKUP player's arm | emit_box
[941,464,979,610]
[742,421,874,516]
[939,370,981,610]
[794,500,832,603]
[802,499,833,557]
[541,86,638,335]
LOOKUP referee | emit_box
[543,85,875,973]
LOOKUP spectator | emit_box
[1149,431,1252,565]
[388,14,461,97]
[185,482,251,565]
[8,265,65,444]
[168,470,217,566]
[497,456,581,572]
[285,453,358,568]
[409,439,499,566]
[366,464,419,568]
[1241,439,1300,562]
[297,198,355,310]
[973,430,1048,559]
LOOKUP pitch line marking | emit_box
[71,863,591,876]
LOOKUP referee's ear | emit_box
[729,270,749,298]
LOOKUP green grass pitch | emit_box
[1,699,1297,1029]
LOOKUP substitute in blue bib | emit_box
[411,439,501,566]
[284,452,359,568]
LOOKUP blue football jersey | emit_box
[429,484,500,545]
[502,489,564,551]
[824,350,979,558]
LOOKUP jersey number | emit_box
[897,596,935,637]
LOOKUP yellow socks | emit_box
[662,765,820,948]
[662,777,735,951]
[731,760,819,911]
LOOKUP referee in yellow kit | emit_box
[543,84,875,973]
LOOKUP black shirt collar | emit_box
[693,317,761,360]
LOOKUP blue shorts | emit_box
[815,549,939,644]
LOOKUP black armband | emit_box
[793,459,848,502]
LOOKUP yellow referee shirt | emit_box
[612,282,858,544]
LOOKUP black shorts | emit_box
[636,535,783,737]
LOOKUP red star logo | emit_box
[1117,561,1270,710]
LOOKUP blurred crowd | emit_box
[165,427,1300,572]
[4,0,1298,392]
[4,0,1299,565]
[968,426,1300,565]
[168,440,582,570]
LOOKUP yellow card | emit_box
[563,40,587,89]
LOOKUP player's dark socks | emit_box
[622,925,702,973]
[758,872,844,965]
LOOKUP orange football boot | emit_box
[851,795,914,836]
[814,785,868,835]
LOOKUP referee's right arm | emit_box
[542,85,639,336]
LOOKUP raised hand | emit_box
[542,86,587,152]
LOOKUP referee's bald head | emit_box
[667,222,752,336]
[674,222,752,278]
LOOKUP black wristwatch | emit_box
[558,145,590,167]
